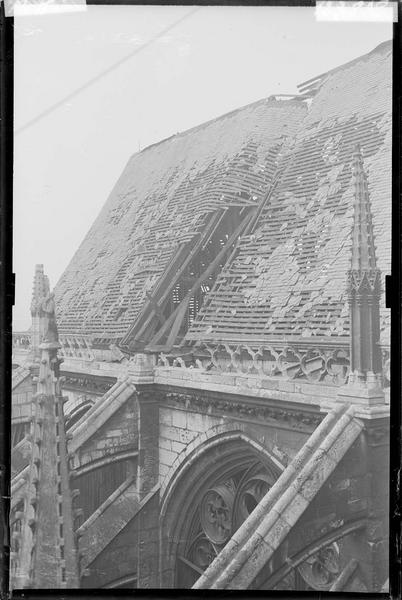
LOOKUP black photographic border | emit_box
[1,1,400,598]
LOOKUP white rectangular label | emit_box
[316,1,397,22]
[5,0,87,17]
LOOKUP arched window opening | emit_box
[64,398,94,431]
[73,457,135,525]
[175,458,278,587]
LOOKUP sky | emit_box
[13,4,392,330]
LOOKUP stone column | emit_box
[128,354,161,588]
[136,386,160,588]
[362,421,389,591]
[136,387,160,499]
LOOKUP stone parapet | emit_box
[61,356,128,379]
[155,365,338,409]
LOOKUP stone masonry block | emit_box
[231,536,274,589]
[159,410,173,427]
[170,440,186,455]
[187,410,218,433]
[171,410,187,429]
[159,437,172,452]
[278,492,310,528]
[298,455,338,502]
[262,513,292,549]
[207,374,236,386]
[106,429,124,438]
[159,464,169,479]
[278,381,295,393]
[177,427,198,445]
[159,448,178,468]
[159,425,186,443]
[247,378,262,389]
[324,421,363,467]
[260,379,279,390]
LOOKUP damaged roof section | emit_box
[55,98,306,343]
[55,41,391,351]
[186,41,391,346]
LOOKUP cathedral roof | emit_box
[55,41,391,347]
[187,41,391,345]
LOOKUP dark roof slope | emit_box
[187,41,391,345]
[55,98,306,339]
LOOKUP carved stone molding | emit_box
[232,463,276,531]
[179,459,278,584]
[61,374,115,396]
[159,342,351,386]
[187,534,217,572]
[135,385,164,404]
[200,481,235,545]
[12,332,32,348]
[164,391,322,431]
[347,269,381,294]
[380,346,390,388]
[297,543,340,591]
[58,335,96,361]
[158,341,390,390]
[263,518,368,591]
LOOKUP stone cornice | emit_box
[162,388,323,433]
[61,372,116,396]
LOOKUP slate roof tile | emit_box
[55,42,391,348]
[55,99,306,339]
[187,43,391,346]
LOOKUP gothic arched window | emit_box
[175,458,278,587]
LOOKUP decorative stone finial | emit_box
[30,265,61,360]
[39,291,60,347]
[30,264,50,316]
[349,144,379,275]
[338,145,385,410]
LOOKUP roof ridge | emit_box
[136,96,305,156]
[297,39,392,93]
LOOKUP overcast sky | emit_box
[13,4,392,330]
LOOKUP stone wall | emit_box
[62,382,389,592]
[159,407,223,485]
[158,391,320,494]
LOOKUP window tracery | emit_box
[297,543,340,590]
[176,460,277,581]
[174,457,349,591]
